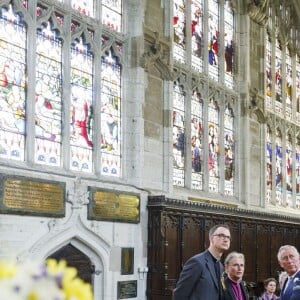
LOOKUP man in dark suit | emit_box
[277,245,300,300]
[173,224,231,300]
[221,252,249,300]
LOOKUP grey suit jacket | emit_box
[173,250,224,300]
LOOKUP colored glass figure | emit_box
[102,0,122,32]
[191,91,203,190]
[296,142,300,208]
[0,5,26,161]
[208,97,219,192]
[275,39,282,114]
[191,0,203,72]
[266,125,272,204]
[100,49,121,177]
[21,0,27,8]
[296,59,300,126]
[173,82,185,187]
[35,21,62,166]
[208,0,219,81]
[70,37,93,172]
[224,1,234,89]
[72,0,93,17]
[265,34,272,111]
[286,135,293,207]
[286,50,292,121]
[173,0,186,64]
[224,106,234,196]
[275,129,283,205]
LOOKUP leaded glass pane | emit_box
[191,91,203,190]
[0,5,26,161]
[265,33,272,111]
[191,0,203,72]
[275,129,283,205]
[173,0,186,64]
[72,0,93,17]
[208,0,219,81]
[286,134,292,207]
[275,39,282,114]
[285,49,292,121]
[173,82,185,187]
[102,0,122,32]
[70,37,93,172]
[100,48,121,177]
[35,22,62,166]
[296,140,300,208]
[224,106,234,195]
[224,1,234,89]
[266,125,272,204]
[208,97,219,192]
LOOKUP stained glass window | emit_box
[265,33,272,111]
[296,59,300,125]
[285,49,292,121]
[208,0,219,81]
[224,105,234,195]
[72,0,93,17]
[296,139,300,208]
[173,0,186,64]
[266,125,272,204]
[208,97,219,192]
[35,21,62,166]
[70,36,93,172]
[286,134,292,207]
[173,82,185,187]
[191,90,203,190]
[0,5,26,161]
[102,0,122,32]
[100,47,121,177]
[191,0,203,72]
[224,1,234,89]
[275,39,282,114]
[275,129,283,205]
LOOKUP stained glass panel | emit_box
[173,0,186,64]
[70,37,93,172]
[285,49,292,121]
[0,5,26,161]
[275,39,282,115]
[266,125,272,204]
[191,0,203,72]
[275,129,283,205]
[286,134,292,207]
[191,91,203,190]
[101,48,121,177]
[265,34,272,111]
[224,106,234,195]
[296,59,300,125]
[208,0,219,81]
[173,82,185,187]
[35,22,62,166]
[102,0,122,32]
[72,0,93,17]
[224,1,234,89]
[296,140,300,208]
[208,97,219,192]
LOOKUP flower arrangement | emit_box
[0,259,93,300]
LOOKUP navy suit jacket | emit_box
[173,250,224,300]
[221,276,249,300]
[281,270,300,300]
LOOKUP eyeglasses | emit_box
[213,233,231,241]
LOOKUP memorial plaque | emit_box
[121,248,134,275]
[0,175,65,217]
[88,188,140,223]
[117,280,137,299]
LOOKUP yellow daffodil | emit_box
[0,261,17,279]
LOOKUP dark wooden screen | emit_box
[147,196,300,300]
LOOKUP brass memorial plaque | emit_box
[117,280,137,299]
[88,189,140,223]
[0,175,65,217]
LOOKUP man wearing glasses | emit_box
[221,252,249,300]
[173,224,231,300]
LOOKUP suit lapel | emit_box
[205,253,219,290]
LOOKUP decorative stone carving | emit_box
[247,0,270,26]
[248,88,266,123]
